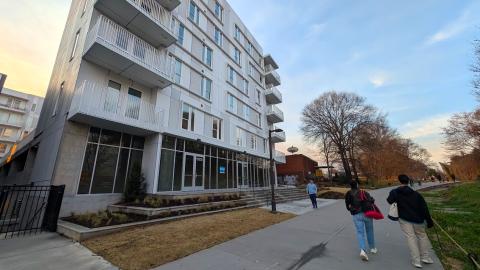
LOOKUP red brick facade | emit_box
[276,154,318,185]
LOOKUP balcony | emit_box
[266,105,284,123]
[95,0,176,48]
[68,81,163,135]
[263,54,278,70]
[265,65,281,86]
[271,129,286,143]
[0,103,26,114]
[83,16,172,89]
[265,85,282,104]
[155,0,181,11]
[274,150,286,164]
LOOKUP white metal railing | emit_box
[265,64,276,72]
[85,15,170,78]
[0,102,26,112]
[275,150,286,163]
[70,81,162,132]
[128,0,172,30]
[272,128,286,141]
[265,86,282,101]
[267,105,284,121]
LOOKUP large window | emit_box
[157,135,271,192]
[181,103,195,131]
[228,66,236,84]
[173,58,182,84]
[0,143,7,154]
[177,23,185,45]
[188,1,199,24]
[202,45,213,67]
[201,77,212,100]
[70,30,80,60]
[77,127,144,194]
[214,27,223,46]
[227,94,237,112]
[214,1,223,21]
[234,48,241,65]
[212,118,222,140]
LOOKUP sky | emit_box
[0,1,479,165]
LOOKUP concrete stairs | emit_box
[241,187,307,207]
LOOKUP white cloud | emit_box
[425,10,472,45]
[369,72,389,87]
[306,23,326,38]
[400,114,451,139]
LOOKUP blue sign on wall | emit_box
[219,166,226,174]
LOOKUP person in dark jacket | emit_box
[387,174,434,268]
[345,180,377,261]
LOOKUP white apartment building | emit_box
[0,88,44,158]
[10,0,286,215]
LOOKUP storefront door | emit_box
[182,153,204,191]
[237,161,249,188]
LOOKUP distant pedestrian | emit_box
[306,180,318,208]
[387,174,434,268]
[345,180,377,261]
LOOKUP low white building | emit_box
[3,0,286,216]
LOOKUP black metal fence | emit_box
[0,185,65,239]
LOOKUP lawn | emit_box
[83,208,295,270]
[422,182,480,270]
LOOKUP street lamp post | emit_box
[268,128,283,214]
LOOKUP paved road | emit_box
[0,232,116,270]
[155,183,444,270]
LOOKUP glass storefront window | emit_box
[162,135,175,149]
[100,129,121,146]
[158,149,175,192]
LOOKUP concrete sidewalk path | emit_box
[155,182,444,270]
[0,232,117,270]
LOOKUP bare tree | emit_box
[443,109,480,154]
[301,91,378,181]
[473,38,480,100]
[318,133,335,182]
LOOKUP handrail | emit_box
[267,105,284,120]
[128,0,172,31]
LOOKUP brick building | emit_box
[276,154,318,185]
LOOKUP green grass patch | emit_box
[422,183,480,270]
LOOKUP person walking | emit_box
[345,180,377,261]
[387,174,434,268]
[306,180,318,208]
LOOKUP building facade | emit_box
[18,0,285,215]
[0,87,44,158]
[276,154,318,185]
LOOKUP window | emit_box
[1,128,16,138]
[173,58,182,84]
[255,111,261,127]
[70,30,80,60]
[236,128,244,147]
[214,27,223,46]
[243,106,250,120]
[247,41,253,54]
[243,79,248,95]
[0,143,7,154]
[234,48,241,65]
[77,128,145,194]
[52,82,64,117]
[212,118,222,139]
[234,25,241,40]
[256,89,261,104]
[201,77,212,100]
[188,1,199,24]
[228,66,236,84]
[214,1,223,21]
[227,94,237,112]
[31,103,37,112]
[177,23,185,45]
[250,136,257,150]
[181,103,195,131]
[202,45,213,67]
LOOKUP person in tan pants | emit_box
[387,175,434,268]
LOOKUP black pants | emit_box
[309,194,318,208]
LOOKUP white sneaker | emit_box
[412,262,423,268]
[370,248,378,254]
[360,250,369,261]
[421,258,434,264]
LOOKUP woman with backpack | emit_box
[345,180,378,261]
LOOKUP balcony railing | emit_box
[0,103,26,112]
[265,67,281,86]
[84,15,171,87]
[271,128,286,143]
[265,85,282,104]
[266,105,284,123]
[69,81,162,133]
[274,150,286,164]
[129,0,172,29]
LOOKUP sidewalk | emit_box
[155,182,444,270]
[0,233,117,270]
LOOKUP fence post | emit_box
[42,185,65,232]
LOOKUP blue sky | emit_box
[230,0,480,163]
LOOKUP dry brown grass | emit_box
[83,208,295,270]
